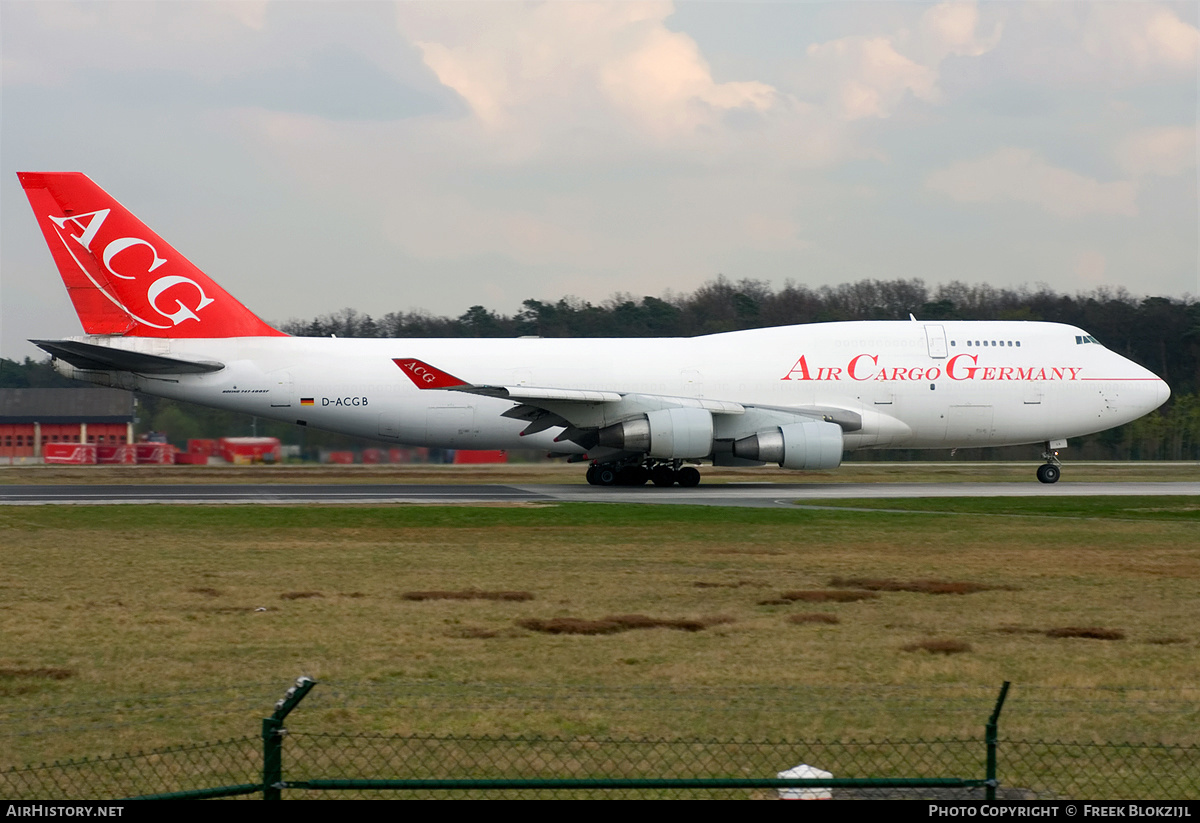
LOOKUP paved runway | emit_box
[1,481,1196,507]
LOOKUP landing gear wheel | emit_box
[1036,463,1060,484]
[650,465,676,487]
[585,466,599,485]
[676,467,701,487]
[594,465,618,486]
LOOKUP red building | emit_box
[0,388,135,462]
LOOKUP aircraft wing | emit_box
[393,357,860,455]
[394,357,740,407]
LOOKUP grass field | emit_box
[2,495,1198,769]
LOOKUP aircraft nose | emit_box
[1156,377,1171,408]
[1133,373,1171,415]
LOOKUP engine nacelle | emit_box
[732,420,844,470]
[597,407,714,459]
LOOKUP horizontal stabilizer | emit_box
[32,339,224,374]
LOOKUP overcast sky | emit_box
[2,1,1197,359]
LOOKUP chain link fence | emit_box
[1,680,1196,800]
[281,733,994,799]
[2,738,260,800]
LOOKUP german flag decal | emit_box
[300,397,314,406]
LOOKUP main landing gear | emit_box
[1036,441,1063,484]
[585,460,701,487]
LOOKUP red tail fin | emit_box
[19,172,283,338]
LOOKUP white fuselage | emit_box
[55,320,1169,454]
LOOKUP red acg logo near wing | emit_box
[392,358,468,389]
[780,353,1082,382]
[48,208,215,329]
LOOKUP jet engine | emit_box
[732,420,844,470]
[597,407,714,459]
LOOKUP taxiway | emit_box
[1,481,1196,507]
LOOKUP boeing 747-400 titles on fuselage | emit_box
[19,172,1170,486]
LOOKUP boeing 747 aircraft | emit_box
[19,172,1170,486]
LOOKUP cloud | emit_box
[597,24,776,138]
[2,1,275,86]
[992,3,1200,88]
[804,37,939,120]
[798,2,1002,120]
[919,2,1003,60]
[925,148,1138,218]
[1115,126,1197,177]
[405,2,774,140]
[1082,4,1200,76]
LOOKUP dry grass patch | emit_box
[995,625,1129,641]
[788,613,840,625]
[279,591,324,600]
[1045,627,1125,641]
[1145,636,1189,645]
[776,590,880,603]
[403,589,534,602]
[517,614,733,635]
[448,626,501,639]
[901,639,972,655]
[830,577,1013,595]
[693,581,765,589]
[187,587,222,597]
[516,617,623,635]
[995,625,1044,636]
[0,668,74,680]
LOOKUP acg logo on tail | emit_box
[48,208,214,327]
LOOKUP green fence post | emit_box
[262,676,317,800]
[985,681,1011,802]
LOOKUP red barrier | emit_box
[174,452,208,465]
[452,450,508,464]
[135,443,176,464]
[187,439,216,456]
[218,437,281,464]
[43,444,98,464]
[97,444,136,464]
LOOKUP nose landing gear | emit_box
[1036,441,1064,484]
[1036,463,1061,484]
